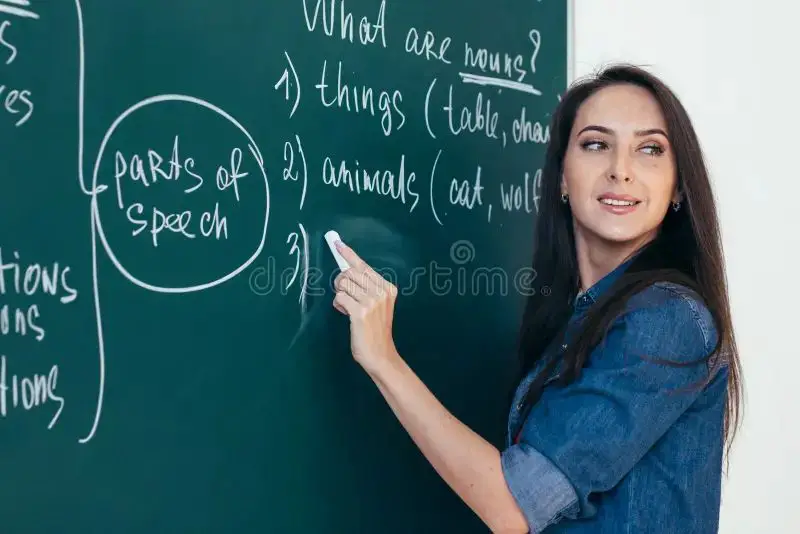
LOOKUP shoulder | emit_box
[610,281,719,363]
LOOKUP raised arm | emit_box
[331,240,529,533]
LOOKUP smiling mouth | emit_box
[598,198,641,207]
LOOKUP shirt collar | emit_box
[574,257,634,310]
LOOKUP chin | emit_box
[581,221,657,247]
[573,207,662,248]
[603,227,660,248]
[599,233,647,245]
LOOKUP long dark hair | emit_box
[517,63,743,456]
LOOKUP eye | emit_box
[640,143,665,156]
[580,139,607,151]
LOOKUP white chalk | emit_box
[324,230,350,271]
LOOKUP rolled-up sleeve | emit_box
[501,441,580,532]
[500,284,722,531]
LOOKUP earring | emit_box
[561,193,568,204]
[672,201,681,212]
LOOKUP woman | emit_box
[330,64,743,533]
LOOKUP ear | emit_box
[560,175,568,196]
[671,188,683,204]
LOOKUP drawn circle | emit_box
[91,94,269,293]
[449,239,476,265]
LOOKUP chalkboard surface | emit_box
[0,1,567,532]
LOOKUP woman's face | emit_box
[561,83,680,248]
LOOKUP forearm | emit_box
[366,349,529,534]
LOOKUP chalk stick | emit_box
[324,230,350,271]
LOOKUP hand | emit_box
[331,239,399,373]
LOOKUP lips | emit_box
[597,193,641,207]
[597,193,641,214]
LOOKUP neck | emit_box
[573,228,655,293]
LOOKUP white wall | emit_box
[571,1,799,532]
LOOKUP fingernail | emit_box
[335,240,344,249]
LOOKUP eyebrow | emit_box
[577,125,669,138]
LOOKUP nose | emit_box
[608,149,633,183]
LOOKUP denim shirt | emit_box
[500,261,728,533]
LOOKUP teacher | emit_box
[330,63,743,533]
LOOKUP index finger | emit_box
[335,240,368,271]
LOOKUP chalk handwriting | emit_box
[322,153,420,212]
[449,166,484,210]
[0,2,38,19]
[428,149,443,225]
[0,20,17,64]
[0,304,43,341]
[122,201,228,246]
[443,85,499,141]
[113,136,203,199]
[0,245,73,429]
[91,93,270,294]
[286,230,302,290]
[0,356,64,430]
[283,134,308,211]
[316,59,405,136]
[0,248,78,304]
[512,107,550,145]
[531,168,543,213]
[458,72,541,96]
[275,51,301,119]
[0,85,35,127]
[404,27,451,64]
[499,169,542,215]
[302,0,387,48]
[0,247,77,343]
[424,78,437,139]
[0,20,33,127]
[112,136,238,247]
[285,222,309,312]
[216,147,248,203]
[463,29,541,82]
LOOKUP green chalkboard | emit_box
[0,1,567,532]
